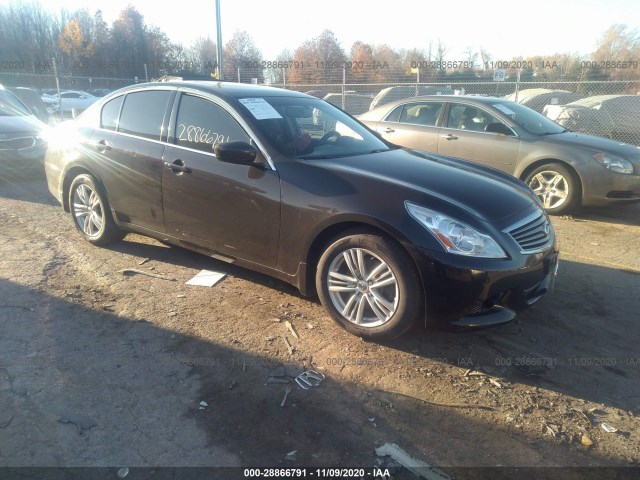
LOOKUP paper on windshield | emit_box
[492,104,516,116]
[239,98,282,120]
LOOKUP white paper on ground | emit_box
[185,270,226,287]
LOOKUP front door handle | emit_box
[164,159,191,174]
[442,134,458,141]
[383,127,395,133]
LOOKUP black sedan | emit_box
[44,82,558,338]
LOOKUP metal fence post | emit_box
[514,62,521,102]
[341,65,346,110]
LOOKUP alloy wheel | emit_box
[72,184,104,238]
[326,248,399,327]
[529,170,569,209]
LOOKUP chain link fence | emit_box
[2,67,640,146]
[271,79,640,147]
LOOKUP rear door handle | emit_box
[164,159,191,174]
[95,140,110,152]
[442,134,458,141]
[383,127,395,133]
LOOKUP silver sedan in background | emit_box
[358,95,640,215]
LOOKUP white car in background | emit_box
[41,90,98,116]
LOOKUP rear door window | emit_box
[384,106,402,123]
[118,90,172,140]
[100,95,123,131]
[397,102,444,126]
[174,94,250,154]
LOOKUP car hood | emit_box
[0,115,45,134]
[543,131,640,155]
[317,148,535,223]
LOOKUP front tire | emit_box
[525,163,579,215]
[315,231,423,339]
[69,174,123,246]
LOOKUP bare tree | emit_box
[290,30,346,84]
[350,41,375,83]
[264,48,292,84]
[435,40,448,65]
[592,24,640,80]
[185,36,217,75]
[223,30,263,82]
[479,47,492,71]
[463,47,478,68]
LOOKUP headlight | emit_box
[593,153,634,175]
[405,202,507,258]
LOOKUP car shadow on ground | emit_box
[569,203,640,227]
[1,278,635,480]
[109,235,303,298]
[0,169,55,206]
[105,235,640,416]
[382,259,640,415]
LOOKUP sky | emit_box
[5,0,639,60]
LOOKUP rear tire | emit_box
[315,231,423,339]
[525,163,579,215]
[69,174,124,246]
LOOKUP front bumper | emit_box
[579,161,640,206]
[404,244,560,327]
[0,141,47,171]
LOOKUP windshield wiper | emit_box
[367,148,389,154]
[298,153,351,160]
[298,148,392,160]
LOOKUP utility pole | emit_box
[215,0,223,80]
[52,57,61,115]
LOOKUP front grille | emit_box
[506,211,553,253]
[0,136,36,150]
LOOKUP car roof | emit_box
[372,95,510,111]
[114,81,310,101]
[568,94,640,107]
[11,87,38,92]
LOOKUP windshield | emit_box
[239,96,392,159]
[491,100,565,135]
[0,90,32,117]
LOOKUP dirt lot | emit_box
[1,171,639,479]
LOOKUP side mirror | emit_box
[485,122,513,136]
[214,141,258,164]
